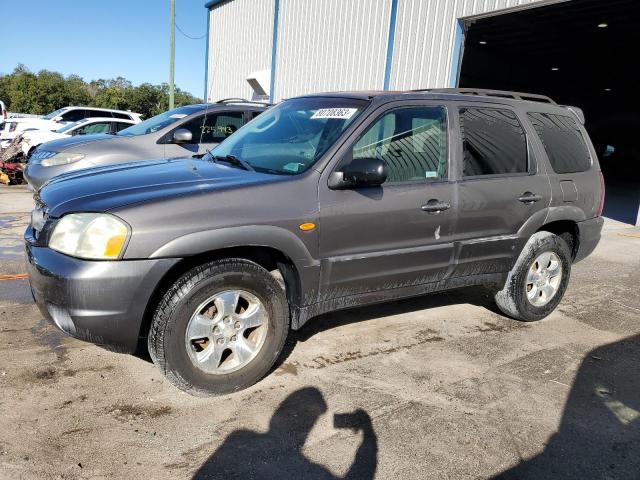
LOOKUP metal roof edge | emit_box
[205,0,229,9]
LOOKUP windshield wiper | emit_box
[208,152,255,172]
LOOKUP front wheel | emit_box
[148,259,290,396]
[494,231,572,322]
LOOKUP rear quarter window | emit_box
[527,112,592,173]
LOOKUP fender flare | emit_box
[148,225,320,304]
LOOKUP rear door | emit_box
[451,104,551,277]
[163,111,245,158]
[318,102,456,298]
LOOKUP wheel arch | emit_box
[137,244,308,344]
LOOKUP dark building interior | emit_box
[459,0,639,224]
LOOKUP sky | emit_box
[1,0,208,98]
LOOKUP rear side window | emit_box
[113,122,132,132]
[85,110,108,119]
[527,112,591,173]
[111,112,132,120]
[60,109,86,122]
[460,107,528,177]
[352,106,448,183]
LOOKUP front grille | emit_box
[30,150,57,161]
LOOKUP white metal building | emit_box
[205,0,639,224]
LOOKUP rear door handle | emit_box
[421,199,450,213]
[518,192,542,204]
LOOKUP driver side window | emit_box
[352,106,448,183]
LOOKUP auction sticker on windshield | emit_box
[311,108,358,119]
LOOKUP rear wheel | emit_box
[148,259,289,396]
[494,231,572,321]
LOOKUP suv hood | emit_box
[39,158,282,217]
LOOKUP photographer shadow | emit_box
[193,387,378,480]
[495,334,640,479]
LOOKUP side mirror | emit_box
[53,116,63,123]
[172,128,193,143]
[329,155,387,189]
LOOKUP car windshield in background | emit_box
[207,98,368,175]
[56,119,88,133]
[42,108,67,120]
[117,105,204,137]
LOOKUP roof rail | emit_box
[215,97,272,106]
[415,88,556,104]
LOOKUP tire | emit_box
[494,231,572,322]
[148,258,290,396]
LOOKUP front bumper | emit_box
[25,227,179,352]
[574,216,604,263]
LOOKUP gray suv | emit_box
[24,100,268,190]
[25,89,604,396]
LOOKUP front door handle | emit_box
[518,192,542,204]
[421,199,450,213]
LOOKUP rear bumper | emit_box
[25,230,179,352]
[574,216,604,263]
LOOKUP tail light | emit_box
[597,171,606,216]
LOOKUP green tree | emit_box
[0,65,202,117]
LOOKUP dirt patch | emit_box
[30,318,68,362]
[291,329,444,371]
[106,404,173,422]
[275,362,298,376]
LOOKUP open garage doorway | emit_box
[458,0,640,225]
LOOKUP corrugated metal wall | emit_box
[389,0,546,90]
[206,0,553,101]
[274,0,393,100]
[207,0,274,102]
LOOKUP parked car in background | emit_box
[0,106,142,147]
[25,89,604,395]
[19,117,136,158]
[24,99,268,190]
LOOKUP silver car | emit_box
[24,100,268,190]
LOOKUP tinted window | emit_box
[114,122,132,132]
[111,112,131,120]
[247,110,264,120]
[528,112,591,173]
[352,106,448,183]
[85,110,109,119]
[60,109,86,123]
[460,108,528,176]
[180,112,244,144]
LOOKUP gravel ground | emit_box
[0,184,638,479]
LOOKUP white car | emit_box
[0,106,142,146]
[19,117,136,157]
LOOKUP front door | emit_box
[318,103,456,300]
[164,111,245,158]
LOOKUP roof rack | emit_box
[414,88,556,104]
[215,98,272,106]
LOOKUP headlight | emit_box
[41,152,85,167]
[49,213,129,260]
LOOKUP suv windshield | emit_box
[207,98,367,175]
[117,105,204,137]
[42,108,67,120]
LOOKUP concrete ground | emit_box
[0,183,638,480]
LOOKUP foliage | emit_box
[0,64,202,119]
